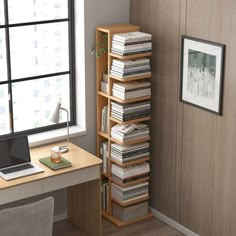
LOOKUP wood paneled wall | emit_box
[130,1,236,235]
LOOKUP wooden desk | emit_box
[0,142,102,236]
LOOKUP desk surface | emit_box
[0,142,102,190]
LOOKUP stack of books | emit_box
[100,73,108,93]
[111,162,150,184]
[111,142,150,164]
[111,182,149,204]
[112,81,151,100]
[111,100,151,122]
[111,123,149,143]
[100,141,108,173]
[111,31,152,56]
[112,201,148,222]
[101,105,108,132]
[110,58,151,78]
[102,179,109,211]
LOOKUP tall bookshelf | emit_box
[96,24,153,227]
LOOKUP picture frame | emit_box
[180,36,225,115]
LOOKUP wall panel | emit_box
[131,0,181,218]
[131,0,236,235]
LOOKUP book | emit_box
[101,105,108,132]
[113,81,151,91]
[112,58,150,67]
[112,31,152,43]
[110,70,151,79]
[112,42,152,51]
[39,156,72,170]
[111,48,152,56]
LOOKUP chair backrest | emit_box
[0,197,54,236]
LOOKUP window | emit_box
[0,0,75,137]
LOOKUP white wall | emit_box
[72,0,130,154]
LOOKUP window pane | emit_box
[8,0,68,24]
[0,0,4,25]
[0,85,11,135]
[0,29,8,82]
[10,22,69,79]
[12,75,70,132]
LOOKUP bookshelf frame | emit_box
[96,24,153,227]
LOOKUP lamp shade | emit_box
[50,102,61,123]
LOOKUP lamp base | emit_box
[59,146,69,153]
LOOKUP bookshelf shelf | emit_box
[110,95,151,104]
[97,91,109,98]
[111,176,150,188]
[111,194,149,207]
[110,137,150,146]
[98,131,109,139]
[96,24,152,227]
[110,116,151,125]
[110,52,152,60]
[111,156,150,167]
[110,73,151,82]
[103,210,153,228]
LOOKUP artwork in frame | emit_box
[180,36,225,115]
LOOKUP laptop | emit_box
[0,136,44,181]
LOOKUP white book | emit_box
[112,89,151,100]
[112,32,152,43]
[111,124,137,134]
[111,65,151,74]
[111,142,149,152]
[112,42,152,50]
[101,81,108,94]
[112,58,150,67]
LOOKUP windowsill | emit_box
[28,126,87,148]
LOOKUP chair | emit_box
[0,197,54,236]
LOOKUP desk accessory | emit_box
[50,99,70,153]
[39,156,72,170]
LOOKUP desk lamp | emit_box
[50,100,69,153]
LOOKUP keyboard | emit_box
[1,164,34,174]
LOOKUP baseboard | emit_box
[150,208,200,236]
[53,212,68,223]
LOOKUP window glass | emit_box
[0,29,8,82]
[12,75,70,132]
[10,22,69,79]
[0,85,10,135]
[0,0,4,25]
[8,0,68,24]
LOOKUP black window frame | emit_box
[0,0,76,140]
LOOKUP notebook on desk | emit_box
[0,136,44,181]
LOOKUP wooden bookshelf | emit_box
[96,24,152,227]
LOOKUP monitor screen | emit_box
[0,136,30,169]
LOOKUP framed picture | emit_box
[180,36,225,115]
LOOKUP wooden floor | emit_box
[53,217,184,236]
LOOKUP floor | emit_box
[53,217,185,236]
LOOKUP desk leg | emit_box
[67,179,101,236]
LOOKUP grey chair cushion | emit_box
[0,197,54,236]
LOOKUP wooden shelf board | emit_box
[110,137,150,146]
[111,194,149,207]
[111,156,150,167]
[111,176,150,188]
[110,95,151,104]
[98,131,109,139]
[97,91,109,98]
[102,211,153,227]
[110,116,151,125]
[110,52,152,60]
[110,73,151,81]
[96,24,140,34]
